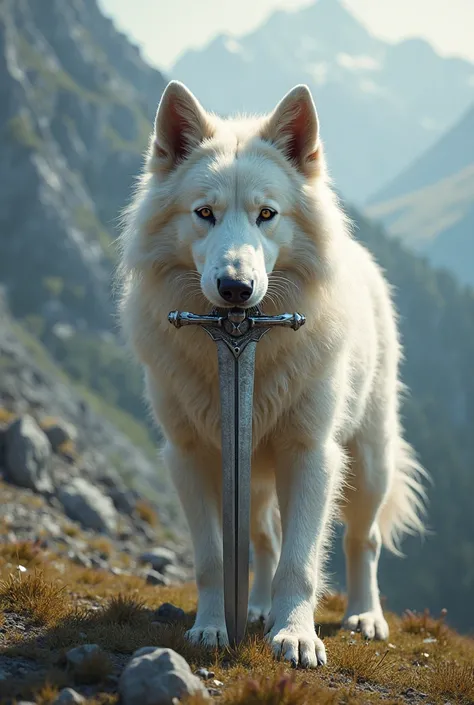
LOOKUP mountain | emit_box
[171,0,474,204]
[0,0,474,631]
[0,0,166,331]
[366,105,474,286]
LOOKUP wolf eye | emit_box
[257,208,277,225]
[195,206,215,224]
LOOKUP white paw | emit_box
[185,624,229,648]
[265,624,326,668]
[343,610,389,640]
[248,601,270,624]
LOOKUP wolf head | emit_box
[124,81,341,313]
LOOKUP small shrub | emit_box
[71,650,114,685]
[429,660,474,701]
[135,499,160,527]
[401,608,448,638]
[0,569,69,625]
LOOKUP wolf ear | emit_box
[261,85,320,175]
[153,81,213,171]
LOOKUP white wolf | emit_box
[119,80,426,668]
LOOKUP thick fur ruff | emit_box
[118,81,427,666]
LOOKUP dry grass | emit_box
[57,438,78,459]
[429,661,474,702]
[0,407,17,424]
[330,641,396,684]
[99,594,149,625]
[0,569,69,625]
[187,672,344,705]
[401,607,448,638]
[135,498,160,527]
[63,523,82,537]
[88,536,113,557]
[0,544,473,705]
[69,650,114,685]
[38,415,60,429]
[0,538,44,566]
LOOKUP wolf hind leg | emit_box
[341,436,393,640]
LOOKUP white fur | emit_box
[118,81,427,668]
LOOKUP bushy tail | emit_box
[379,437,429,556]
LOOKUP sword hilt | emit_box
[168,308,306,333]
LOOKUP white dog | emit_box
[118,80,426,668]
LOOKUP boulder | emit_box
[4,415,53,492]
[58,478,117,534]
[119,647,209,705]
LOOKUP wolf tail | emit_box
[379,436,428,556]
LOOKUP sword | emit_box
[168,306,305,646]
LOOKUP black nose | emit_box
[217,278,254,305]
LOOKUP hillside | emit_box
[0,290,183,530]
[0,0,166,331]
[0,0,474,640]
[1,551,473,703]
[171,0,474,202]
[366,105,474,286]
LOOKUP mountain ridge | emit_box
[367,103,474,286]
[171,0,474,203]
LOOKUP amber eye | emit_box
[257,208,277,224]
[195,206,215,223]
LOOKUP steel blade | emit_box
[216,339,257,646]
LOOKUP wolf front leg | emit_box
[162,442,228,647]
[266,423,344,668]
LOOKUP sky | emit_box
[98,0,474,71]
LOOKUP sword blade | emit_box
[216,339,256,646]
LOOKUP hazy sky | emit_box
[98,0,474,70]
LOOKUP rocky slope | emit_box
[366,104,474,286]
[0,0,166,331]
[0,289,190,577]
[171,0,474,203]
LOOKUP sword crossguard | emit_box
[168,307,306,334]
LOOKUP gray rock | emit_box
[66,643,101,668]
[41,515,61,536]
[195,668,214,680]
[53,688,85,705]
[58,478,117,534]
[110,487,136,514]
[43,420,77,452]
[154,603,186,624]
[140,547,176,572]
[68,551,92,569]
[164,564,188,583]
[4,416,53,492]
[207,688,222,697]
[146,570,169,586]
[118,647,209,705]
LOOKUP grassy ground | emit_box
[1,542,473,704]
